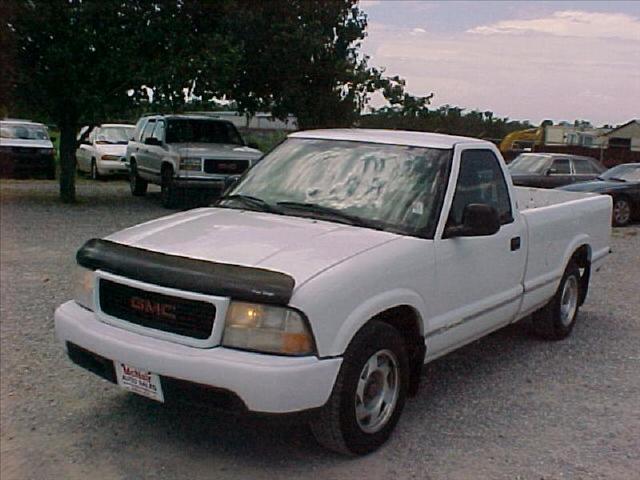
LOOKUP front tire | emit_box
[129,161,148,196]
[612,197,632,227]
[531,261,581,340]
[161,166,180,208]
[310,321,409,455]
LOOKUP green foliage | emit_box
[359,105,532,141]
[242,130,288,154]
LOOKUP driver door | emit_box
[427,148,526,359]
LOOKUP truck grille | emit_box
[98,279,215,339]
[203,159,250,175]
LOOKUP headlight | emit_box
[39,148,55,155]
[222,302,315,355]
[179,157,202,171]
[74,266,95,311]
[101,154,120,161]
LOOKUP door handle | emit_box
[510,237,521,251]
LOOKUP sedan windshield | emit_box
[165,119,243,145]
[0,123,49,140]
[601,164,640,182]
[96,126,134,144]
[508,154,550,173]
[223,138,452,237]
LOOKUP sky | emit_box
[359,1,640,126]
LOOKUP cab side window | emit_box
[448,149,513,227]
[551,158,571,174]
[140,120,156,143]
[573,158,598,174]
[151,121,165,142]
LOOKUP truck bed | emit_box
[514,186,612,319]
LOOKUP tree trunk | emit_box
[58,121,77,203]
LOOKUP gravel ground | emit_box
[1,179,639,480]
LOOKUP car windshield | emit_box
[223,138,452,236]
[0,123,49,140]
[601,164,640,182]
[165,119,243,145]
[95,126,134,144]
[508,154,550,173]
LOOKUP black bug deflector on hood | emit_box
[76,238,295,305]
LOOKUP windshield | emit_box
[601,164,640,182]
[225,138,452,237]
[0,123,49,140]
[507,154,550,173]
[165,119,243,145]
[96,126,134,144]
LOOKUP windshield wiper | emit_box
[217,194,283,213]
[276,201,384,230]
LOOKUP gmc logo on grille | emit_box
[129,296,177,320]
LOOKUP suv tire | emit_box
[129,161,148,196]
[161,166,180,208]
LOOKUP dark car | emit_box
[558,163,640,226]
[0,120,56,179]
[508,153,606,188]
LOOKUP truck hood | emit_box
[94,143,128,156]
[106,208,399,287]
[0,138,54,149]
[174,143,262,160]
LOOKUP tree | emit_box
[5,0,237,202]
[222,0,413,128]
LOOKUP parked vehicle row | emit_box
[55,129,612,455]
[0,119,56,179]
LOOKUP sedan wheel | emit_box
[612,198,631,227]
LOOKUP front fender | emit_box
[328,289,427,357]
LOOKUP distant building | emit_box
[185,111,298,131]
[600,119,640,152]
[544,125,611,148]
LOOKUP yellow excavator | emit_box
[499,127,543,155]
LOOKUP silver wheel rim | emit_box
[613,200,630,225]
[560,275,579,327]
[355,349,400,434]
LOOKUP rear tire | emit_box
[129,161,148,196]
[531,261,581,340]
[310,321,409,455]
[612,197,632,227]
[161,166,180,208]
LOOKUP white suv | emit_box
[126,115,263,208]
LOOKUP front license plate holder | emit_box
[114,362,165,403]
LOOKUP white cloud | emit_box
[468,10,640,41]
[363,18,640,125]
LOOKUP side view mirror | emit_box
[50,136,57,143]
[144,137,162,146]
[224,175,241,191]
[445,203,501,238]
[545,168,557,176]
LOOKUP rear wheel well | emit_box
[371,305,425,396]
[570,245,591,305]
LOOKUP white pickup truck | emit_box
[55,129,611,455]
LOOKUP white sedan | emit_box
[76,124,134,179]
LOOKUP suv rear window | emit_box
[165,119,243,145]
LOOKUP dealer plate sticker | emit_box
[114,362,164,403]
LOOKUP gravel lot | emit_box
[1,179,639,480]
